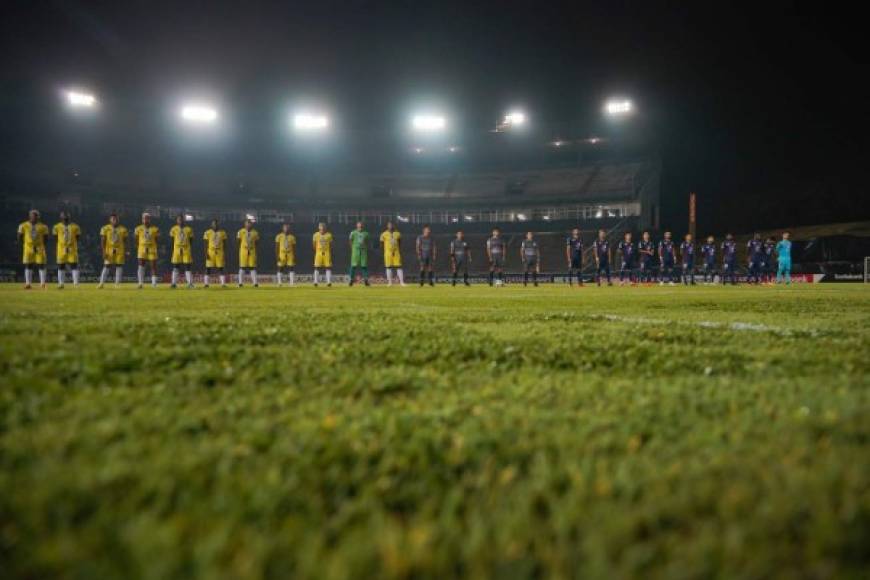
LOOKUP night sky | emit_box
[1,1,868,232]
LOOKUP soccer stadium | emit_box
[1,3,869,579]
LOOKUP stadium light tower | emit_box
[180,104,218,124]
[293,112,330,132]
[605,99,634,117]
[412,114,446,132]
[66,90,97,108]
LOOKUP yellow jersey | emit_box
[170,224,193,249]
[237,228,259,252]
[380,231,401,253]
[276,233,296,258]
[203,229,227,254]
[313,232,333,254]
[100,224,128,252]
[18,221,49,264]
[52,222,81,259]
[135,224,159,251]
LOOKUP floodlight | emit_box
[396,215,409,223]
[447,145,459,153]
[180,104,218,123]
[543,215,551,221]
[412,115,446,132]
[245,214,256,221]
[595,209,604,218]
[517,213,528,221]
[552,140,565,147]
[66,91,97,108]
[464,215,474,222]
[184,214,194,222]
[504,111,525,126]
[412,147,424,154]
[605,99,633,116]
[294,113,329,131]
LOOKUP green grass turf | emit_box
[1,283,869,579]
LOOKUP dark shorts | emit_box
[523,258,538,270]
[490,255,504,268]
[620,260,634,270]
[569,254,582,269]
[419,255,433,267]
[453,256,468,272]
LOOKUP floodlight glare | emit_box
[180,104,218,123]
[66,91,96,108]
[412,115,446,132]
[605,99,633,116]
[294,113,329,131]
[504,111,525,126]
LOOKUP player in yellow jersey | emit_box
[379,221,406,286]
[312,222,334,287]
[203,219,228,288]
[237,219,260,287]
[275,223,297,287]
[98,213,128,288]
[169,214,195,289]
[52,211,81,289]
[17,210,49,289]
[134,213,160,288]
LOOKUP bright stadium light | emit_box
[412,114,446,132]
[447,145,460,153]
[294,113,329,131]
[505,111,525,125]
[180,104,218,123]
[605,99,633,116]
[66,90,97,108]
[517,213,528,221]
[396,215,409,223]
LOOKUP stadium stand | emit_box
[0,156,661,279]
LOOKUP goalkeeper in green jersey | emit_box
[348,221,371,286]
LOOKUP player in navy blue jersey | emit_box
[721,234,738,284]
[747,233,765,284]
[638,231,655,283]
[565,228,584,287]
[680,234,696,285]
[658,231,677,285]
[701,235,717,284]
[592,229,612,286]
[616,232,636,285]
[762,236,776,284]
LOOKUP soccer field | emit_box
[1,283,868,578]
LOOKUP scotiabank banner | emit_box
[815,273,864,283]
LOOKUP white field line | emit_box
[587,313,821,338]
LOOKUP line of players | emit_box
[15,209,793,289]
[582,228,794,286]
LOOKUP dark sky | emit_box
[1,1,868,231]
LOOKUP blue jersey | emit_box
[680,241,695,264]
[747,239,765,261]
[659,240,676,262]
[763,241,775,262]
[566,236,583,257]
[722,240,737,262]
[776,240,792,261]
[701,243,716,264]
[617,240,635,263]
[592,239,609,261]
[638,240,655,261]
